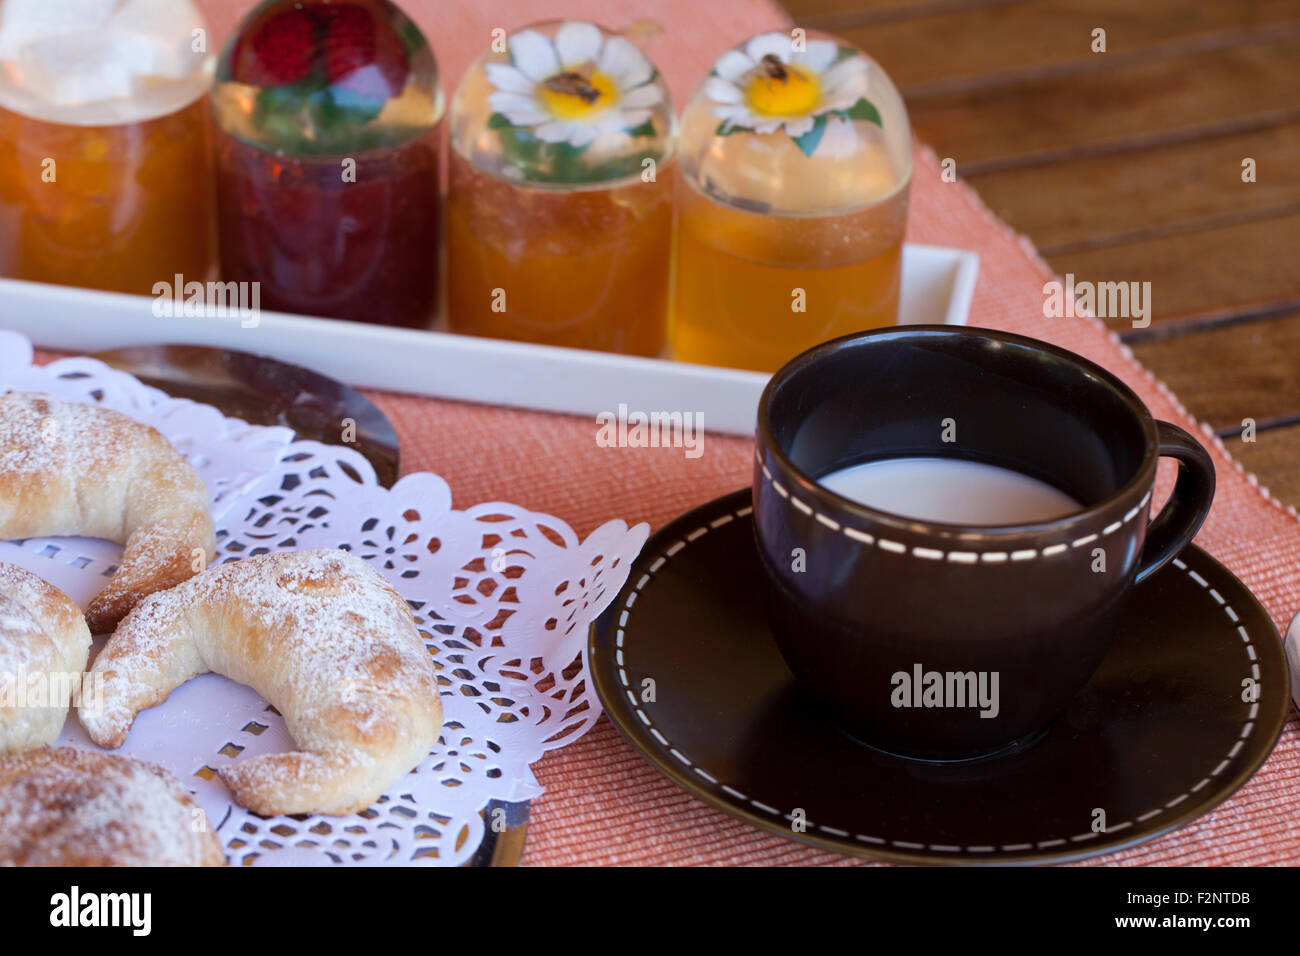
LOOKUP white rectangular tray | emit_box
[0,242,976,436]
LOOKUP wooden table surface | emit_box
[780,0,1300,509]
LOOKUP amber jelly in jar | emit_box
[0,0,216,295]
[212,0,442,328]
[672,31,912,372]
[447,20,675,356]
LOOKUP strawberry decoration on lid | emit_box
[319,3,411,98]
[240,7,316,87]
[215,0,440,156]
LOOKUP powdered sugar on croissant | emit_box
[0,392,216,632]
[0,562,92,756]
[0,746,226,866]
[80,549,445,816]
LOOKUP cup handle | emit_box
[1134,421,1216,584]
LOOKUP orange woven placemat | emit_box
[50,0,1300,865]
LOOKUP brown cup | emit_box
[753,326,1216,760]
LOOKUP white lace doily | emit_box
[0,331,648,866]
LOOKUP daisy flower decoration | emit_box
[485,20,664,149]
[706,32,882,158]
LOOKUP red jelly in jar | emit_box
[212,0,442,328]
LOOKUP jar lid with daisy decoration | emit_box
[449,19,675,187]
[679,29,911,214]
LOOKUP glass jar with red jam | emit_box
[212,0,442,328]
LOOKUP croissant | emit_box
[80,549,444,816]
[0,746,226,866]
[0,391,216,633]
[0,562,92,756]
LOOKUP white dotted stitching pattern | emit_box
[614,505,1259,858]
[754,448,1152,562]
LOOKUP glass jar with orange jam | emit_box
[447,20,675,356]
[673,31,913,372]
[212,0,443,328]
[0,0,216,295]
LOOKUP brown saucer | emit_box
[590,489,1288,865]
[92,344,400,487]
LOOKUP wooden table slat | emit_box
[788,0,1013,28]
[1048,208,1300,330]
[965,121,1300,253]
[1130,312,1300,431]
[909,35,1300,173]
[839,0,1300,98]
